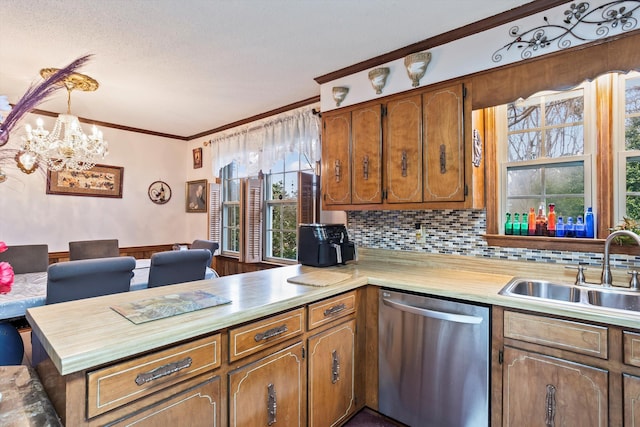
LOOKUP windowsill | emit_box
[483,234,640,255]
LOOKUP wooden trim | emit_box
[471,30,640,110]
[595,73,614,238]
[483,234,640,255]
[483,107,499,234]
[314,0,568,84]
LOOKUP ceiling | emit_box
[0,0,535,140]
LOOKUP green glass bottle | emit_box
[520,212,528,236]
[505,213,513,235]
[513,213,521,235]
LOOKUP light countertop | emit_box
[26,248,640,376]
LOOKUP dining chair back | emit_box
[45,256,136,304]
[0,244,49,274]
[190,239,219,265]
[68,239,120,261]
[147,249,210,288]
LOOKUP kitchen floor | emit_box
[342,408,405,427]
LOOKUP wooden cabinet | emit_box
[228,342,305,427]
[322,102,382,206]
[109,374,220,427]
[503,346,608,426]
[321,81,473,210]
[308,319,357,427]
[624,374,640,426]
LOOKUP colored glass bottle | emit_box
[547,204,556,237]
[528,207,536,236]
[556,216,565,237]
[565,217,575,238]
[520,212,528,236]
[505,213,513,235]
[513,213,521,235]
[585,207,595,238]
[575,215,586,238]
[535,204,547,236]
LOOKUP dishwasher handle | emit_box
[382,297,483,324]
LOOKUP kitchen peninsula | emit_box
[27,248,640,426]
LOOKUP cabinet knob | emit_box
[335,159,342,183]
[440,144,447,174]
[401,151,408,177]
[363,155,369,180]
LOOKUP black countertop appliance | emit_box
[298,224,356,267]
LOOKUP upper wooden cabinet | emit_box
[321,80,479,210]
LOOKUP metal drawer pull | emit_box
[134,357,192,386]
[267,383,277,425]
[440,144,447,174]
[545,384,556,427]
[331,350,340,384]
[401,151,408,177]
[324,303,346,317]
[254,325,288,342]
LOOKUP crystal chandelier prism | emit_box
[21,68,108,171]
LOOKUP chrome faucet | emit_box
[602,230,640,286]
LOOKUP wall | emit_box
[347,209,640,271]
[0,112,195,251]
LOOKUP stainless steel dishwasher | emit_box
[378,289,490,427]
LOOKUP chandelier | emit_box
[20,68,108,172]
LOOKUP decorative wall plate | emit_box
[148,181,171,204]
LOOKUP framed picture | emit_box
[186,179,207,212]
[193,147,203,169]
[46,164,124,198]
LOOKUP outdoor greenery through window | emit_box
[620,74,640,220]
[264,150,315,262]
[500,86,593,233]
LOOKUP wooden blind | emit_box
[298,171,319,225]
[208,182,221,255]
[243,178,263,263]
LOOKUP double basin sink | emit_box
[499,278,640,313]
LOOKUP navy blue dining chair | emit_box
[31,256,136,366]
[147,249,210,288]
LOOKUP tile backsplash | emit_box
[346,209,640,270]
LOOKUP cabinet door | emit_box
[351,104,382,204]
[228,342,304,427]
[322,111,351,205]
[423,83,465,202]
[503,346,608,427]
[384,94,422,203]
[109,375,220,427]
[308,319,356,427]
[624,374,640,427]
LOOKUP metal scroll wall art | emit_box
[492,1,639,63]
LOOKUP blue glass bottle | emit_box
[575,215,586,238]
[565,217,575,238]
[585,207,595,238]
[556,216,565,237]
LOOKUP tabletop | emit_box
[0,260,216,320]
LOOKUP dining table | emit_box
[0,259,217,321]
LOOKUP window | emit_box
[616,73,640,221]
[498,86,595,233]
[264,151,316,262]
[221,162,243,254]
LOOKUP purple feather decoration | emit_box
[0,54,93,146]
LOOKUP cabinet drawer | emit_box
[504,311,608,359]
[87,334,221,418]
[308,291,356,330]
[624,331,640,367]
[229,308,305,362]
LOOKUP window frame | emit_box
[220,162,242,257]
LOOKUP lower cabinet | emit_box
[228,341,305,427]
[624,374,640,427]
[109,374,220,427]
[503,346,608,426]
[308,319,356,427]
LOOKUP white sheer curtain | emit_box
[209,106,321,178]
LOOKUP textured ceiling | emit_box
[0,0,534,139]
